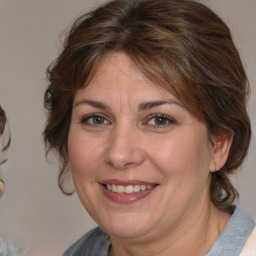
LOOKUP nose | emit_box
[104,125,145,170]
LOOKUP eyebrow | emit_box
[73,99,183,111]
[138,100,182,111]
[73,99,110,111]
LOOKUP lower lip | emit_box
[101,185,157,204]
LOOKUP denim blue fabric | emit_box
[63,227,110,256]
[63,206,255,256]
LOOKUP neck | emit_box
[109,202,231,256]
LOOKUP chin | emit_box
[97,212,155,239]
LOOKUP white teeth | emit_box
[112,184,117,192]
[134,185,141,192]
[116,185,125,193]
[140,185,146,191]
[124,185,134,194]
[105,184,155,193]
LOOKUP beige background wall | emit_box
[0,0,255,255]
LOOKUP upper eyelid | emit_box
[143,114,176,127]
[79,112,175,125]
[80,113,111,123]
[147,113,175,121]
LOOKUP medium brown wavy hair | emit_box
[44,0,251,210]
[0,105,10,165]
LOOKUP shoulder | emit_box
[206,206,256,256]
[240,226,256,255]
[63,227,111,256]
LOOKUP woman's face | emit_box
[68,52,216,241]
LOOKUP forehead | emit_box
[89,52,152,89]
[76,52,180,104]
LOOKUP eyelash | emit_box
[80,113,111,127]
[145,114,175,127]
[80,113,175,129]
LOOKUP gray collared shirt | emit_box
[63,206,255,256]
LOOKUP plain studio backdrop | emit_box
[0,0,255,255]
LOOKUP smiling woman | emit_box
[43,0,255,255]
[68,52,220,243]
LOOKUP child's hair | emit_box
[0,105,11,165]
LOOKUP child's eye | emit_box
[81,114,110,126]
[146,114,175,127]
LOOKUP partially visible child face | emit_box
[0,176,4,198]
[0,105,8,198]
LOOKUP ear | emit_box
[209,133,233,173]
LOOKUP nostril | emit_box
[123,161,140,168]
[103,135,145,169]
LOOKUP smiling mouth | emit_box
[103,184,157,194]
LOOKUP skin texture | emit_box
[68,52,232,256]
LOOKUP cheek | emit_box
[68,131,103,178]
[146,131,212,179]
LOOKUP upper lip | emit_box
[100,179,157,186]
